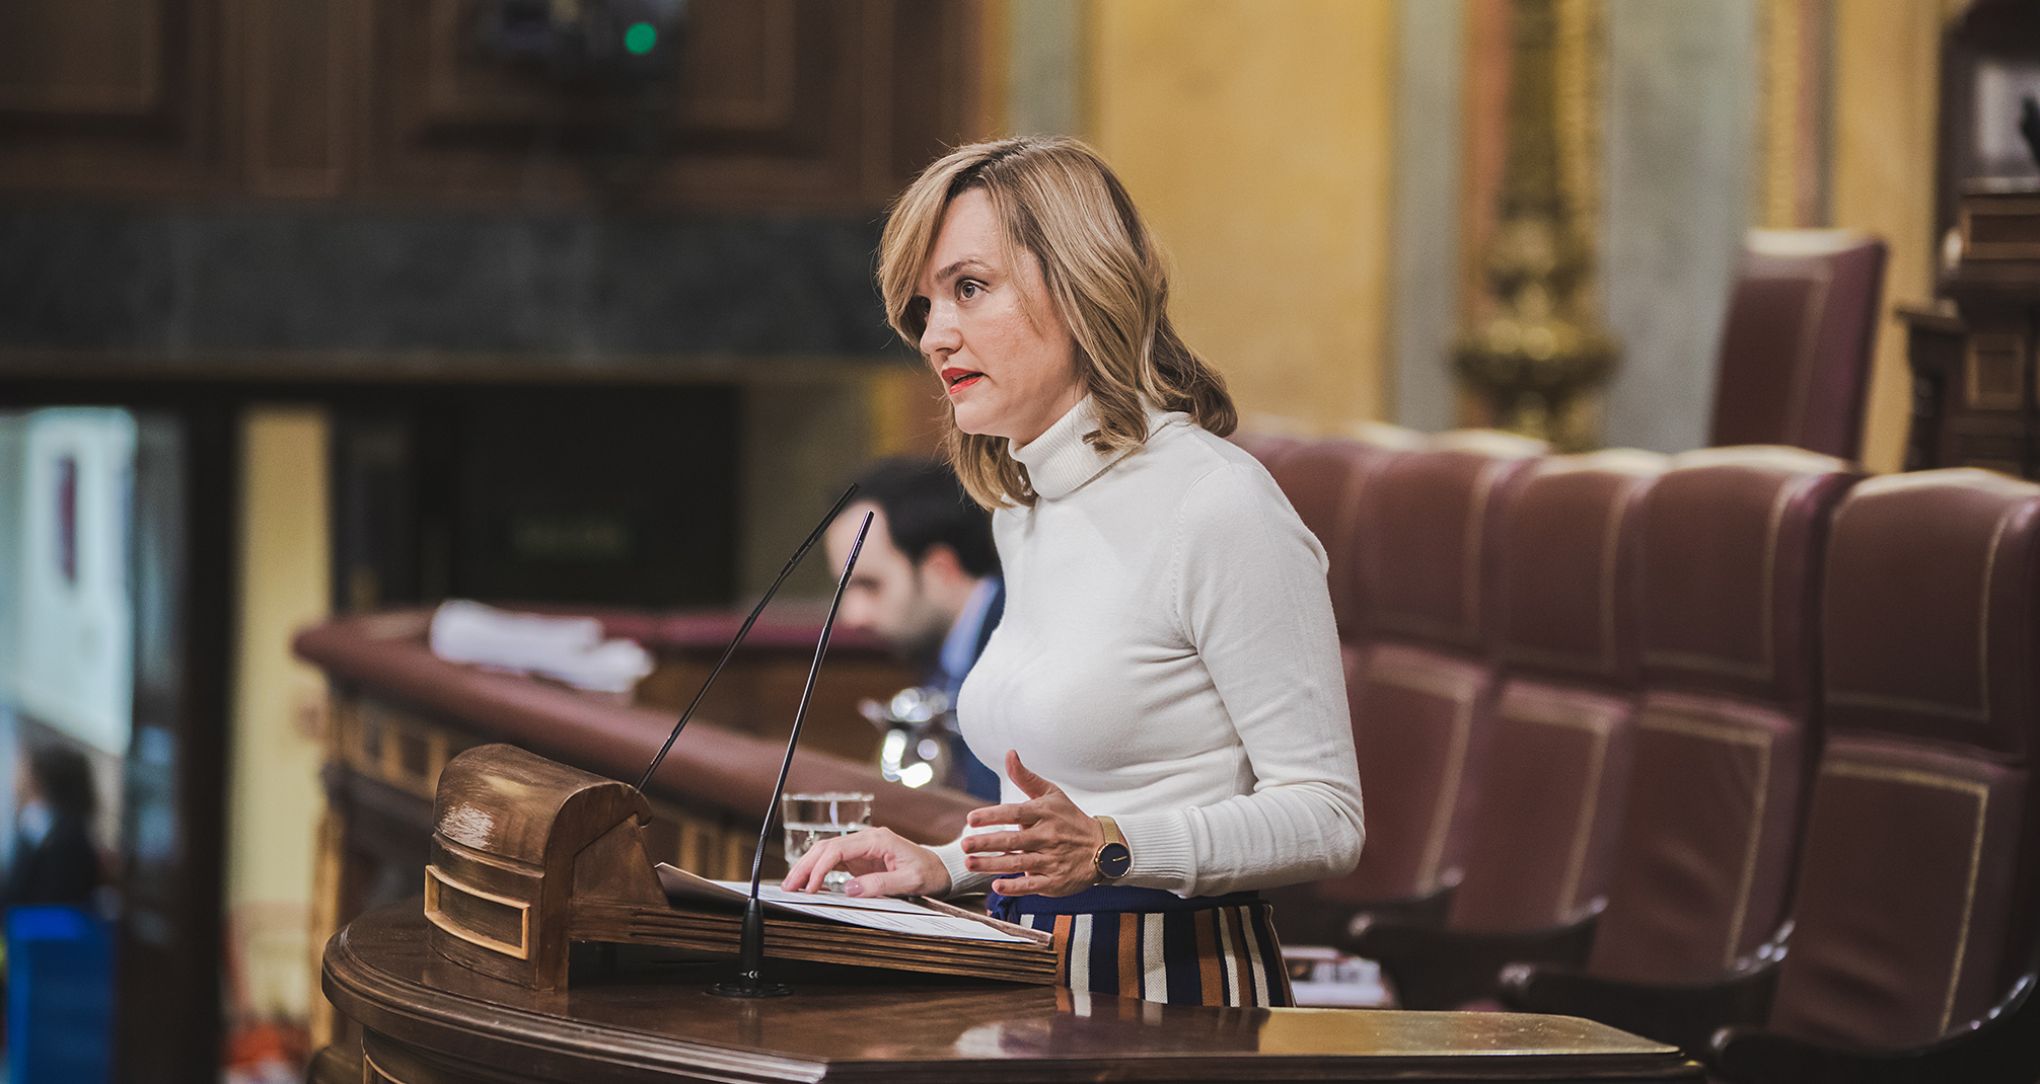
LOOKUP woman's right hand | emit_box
[779,826,952,898]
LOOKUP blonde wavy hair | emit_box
[878,136,1236,509]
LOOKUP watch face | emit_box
[1098,842,1132,879]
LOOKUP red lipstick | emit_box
[941,367,985,395]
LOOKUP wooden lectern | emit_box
[420,743,1053,992]
[422,743,669,990]
[321,900,1703,1082]
[315,741,1704,1081]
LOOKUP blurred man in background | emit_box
[826,459,1003,799]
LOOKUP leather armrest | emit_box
[1709,972,2040,1084]
[1343,899,1601,1009]
[1353,879,1457,928]
[1264,880,1455,947]
[1497,947,1782,1055]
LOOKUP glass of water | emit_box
[781,791,873,891]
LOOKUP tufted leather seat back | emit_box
[1765,469,2040,1047]
[1229,431,1305,472]
[1268,436,1411,638]
[1586,447,1858,982]
[1708,230,1886,458]
[1447,451,1664,931]
[1312,432,1544,907]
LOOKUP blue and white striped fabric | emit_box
[989,885,1293,1007]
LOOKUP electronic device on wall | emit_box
[474,0,693,200]
[478,0,690,85]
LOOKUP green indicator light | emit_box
[624,22,657,55]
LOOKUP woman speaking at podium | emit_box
[785,136,1365,1008]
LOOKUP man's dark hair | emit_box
[27,743,98,822]
[850,458,999,578]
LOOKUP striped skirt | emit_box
[990,885,1293,1007]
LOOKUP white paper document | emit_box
[654,863,1029,943]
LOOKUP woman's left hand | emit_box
[959,750,1106,897]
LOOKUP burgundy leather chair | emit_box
[1498,447,1859,1049]
[1511,469,2040,1082]
[1596,447,1858,979]
[1347,449,1664,1007]
[1266,433,1413,639]
[1269,431,1543,945]
[1708,230,1887,459]
[1228,431,1305,472]
[1710,469,2040,1080]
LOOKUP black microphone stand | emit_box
[633,483,859,794]
[711,509,874,999]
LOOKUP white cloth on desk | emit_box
[428,600,653,694]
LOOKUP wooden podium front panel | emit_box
[322,903,1702,1083]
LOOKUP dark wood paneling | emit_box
[358,0,971,210]
[0,0,982,211]
[1906,187,2040,478]
[0,0,222,196]
[241,0,353,197]
[0,0,172,116]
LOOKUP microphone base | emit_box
[709,975,793,999]
[714,897,790,997]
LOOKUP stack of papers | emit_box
[642,863,1057,985]
[657,866,1032,943]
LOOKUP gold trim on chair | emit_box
[1370,663,1483,891]
[1502,697,1617,914]
[1327,448,1387,613]
[1421,690,1477,893]
[1821,760,1990,1034]
[1460,462,1503,640]
[1636,707,1775,966]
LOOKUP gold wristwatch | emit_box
[1093,815,1132,881]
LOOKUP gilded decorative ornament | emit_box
[1454,0,1618,451]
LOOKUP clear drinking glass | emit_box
[781,791,873,891]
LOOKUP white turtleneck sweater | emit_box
[931,397,1366,899]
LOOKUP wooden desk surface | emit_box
[323,903,1701,1083]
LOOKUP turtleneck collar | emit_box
[1008,394,1181,501]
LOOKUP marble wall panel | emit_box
[0,208,894,364]
[1391,0,1468,433]
[1600,0,1761,453]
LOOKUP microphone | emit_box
[710,509,874,999]
[634,483,860,794]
